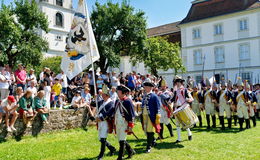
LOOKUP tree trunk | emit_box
[151,67,158,77]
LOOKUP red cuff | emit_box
[128,122,134,128]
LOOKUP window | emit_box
[239,44,250,60]
[242,72,251,83]
[194,50,202,65]
[214,47,224,63]
[55,12,63,27]
[56,0,63,7]
[55,35,63,41]
[214,24,223,35]
[239,19,248,31]
[192,28,200,39]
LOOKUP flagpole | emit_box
[90,52,99,108]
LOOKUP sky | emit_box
[3,0,192,28]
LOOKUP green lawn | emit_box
[0,119,259,160]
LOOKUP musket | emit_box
[131,131,139,140]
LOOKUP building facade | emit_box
[179,0,260,84]
[36,0,74,56]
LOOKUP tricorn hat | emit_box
[117,85,131,94]
[174,75,185,83]
[143,79,155,87]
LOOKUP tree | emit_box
[33,56,62,76]
[136,36,185,77]
[0,0,49,68]
[91,1,147,72]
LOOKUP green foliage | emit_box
[134,36,185,76]
[33,56,62,76]
[91,1,147,72]
[0,0,49,67]
[0,120,259,160]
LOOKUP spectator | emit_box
[71,90,84,109]
[127,72,136,91]
[43,72,51,109]
[52,78,62,109]
[111,72,120,87]
[96,76,103,90]
[39,67,47,82]
[56,71,68,95]
[5,65,15,95]
[0,96,19,132]
[15,87,24,102]
[81,87,91,104]
[26,69,37,88]
[27,81,37,98]
[0,67,11,100]
[96,89,103,102]
[82,73,90,86]
[109,86,118,102]
[15,64,27,91]
[34,90,49,124]
[18,89,36,128]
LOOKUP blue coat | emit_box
[142,93,161,124]
[114,98,135,123]
[97,100,115,121]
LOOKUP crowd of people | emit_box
[0,63,259,160]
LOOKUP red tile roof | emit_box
[180,0,260,24]
[147,21,180,37]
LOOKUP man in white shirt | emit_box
[27,69,37,87]
[0,67,11,100]
[0,96,19,132]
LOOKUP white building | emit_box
[36,0,74,56]
[179,0,260,84]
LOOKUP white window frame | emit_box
[192,28,201,39]
[238,18,248,31]
[239,43,250,61]
[193,49,202,65]
[214,24,223,35]
[55,35,63,41]
[214,46,225,63]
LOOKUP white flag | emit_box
[61,0,100,80]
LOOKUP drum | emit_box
[173,103,198,129]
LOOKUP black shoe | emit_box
[125,141,135,159]
[126,149,136,159]
[175,140,181,143]
[188,136,192,141]
[109,147,116,156]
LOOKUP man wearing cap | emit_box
[95,85,116,160]
[0,96,19,132]
[201,78,217,129]
[233,78,251,131]
[157,79,174,139]
[114,85,135,160]
[217,79,233,130]
[191,81,203,127]
[141,79,161,153]
[171,75,193,142]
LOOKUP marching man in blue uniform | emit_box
[114,85,136,160]
[95,85,116,160]
[141,79,161,153]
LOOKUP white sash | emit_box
[98,98,112,113]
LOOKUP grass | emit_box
[0,119,259,160]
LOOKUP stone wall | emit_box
[0,108,92,141]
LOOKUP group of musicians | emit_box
[93,75,259,160]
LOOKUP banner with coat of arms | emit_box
[61,0,100,80]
